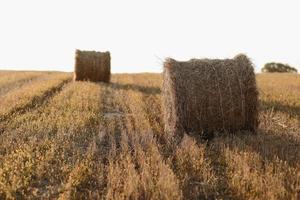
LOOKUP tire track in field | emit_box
[7,81,125,199]
[0,81,73,159]
[98,75,182,199]
[0,82,104,199]
[125,75,177,156]
[0,76,71,125]
[0,83,70,161]
[69,76,178,199]
[0,77,72,140]
[0,73,46,97]
[58,82,119,199]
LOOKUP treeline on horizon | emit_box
[262,62,298,73]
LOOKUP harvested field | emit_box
[0,72,71,123]
[0,72,299,199]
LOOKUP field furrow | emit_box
[92,75,182,199]
[0,72,48,96]
[0,72,299,199]
[0,82,103,199]
[0,73,71,123]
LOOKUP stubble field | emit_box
[0,71,299,199]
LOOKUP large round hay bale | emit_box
[74,49,111,82]
[163,54,258,136]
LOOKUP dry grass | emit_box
[0,71,47,96]
[0,72,299,199]
[0,72,71,122]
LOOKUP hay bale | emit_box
[163,54,258,136]
[74,49,111,82]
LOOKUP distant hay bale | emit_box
[163,54,258,136]
[74,50,111,82]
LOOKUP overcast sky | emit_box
[0,0,299,73]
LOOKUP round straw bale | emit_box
[74,49,111,82]
[163,54,258,136]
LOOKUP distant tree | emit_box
[262,62,298,73]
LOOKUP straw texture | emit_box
[74,50,111,82]
[163,54,258,136]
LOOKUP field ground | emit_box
[0,71,299,199]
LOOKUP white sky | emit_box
[0,0,299,73]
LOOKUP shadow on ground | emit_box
[218,129,299,166]
[106,82,161,95]
[260,100,300,119]
[188,128,300,199]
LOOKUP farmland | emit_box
[0,71,299,199]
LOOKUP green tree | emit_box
[262,62,298,73]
